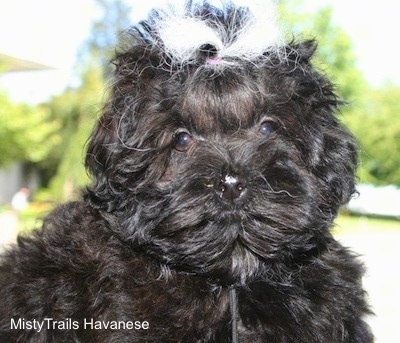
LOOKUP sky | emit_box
[0,0,399,104]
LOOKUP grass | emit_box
[17,201,53,233]
[334,213,400,235]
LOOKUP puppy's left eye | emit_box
[174,132,194,152]
[260,121,276,136]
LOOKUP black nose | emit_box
[218,174,246,201]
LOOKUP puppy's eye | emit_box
[174,132,193,152]
[260,121,276,136]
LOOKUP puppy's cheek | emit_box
[153,151,185,187]
[157,166,174,187]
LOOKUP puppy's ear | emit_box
[314,118,358,219]
[288,39,317,63]
[84,99,123,210]
[84,45,162,209]
[85,105,118,180]
[291,40,358,217]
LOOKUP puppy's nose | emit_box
[218,174,246,201]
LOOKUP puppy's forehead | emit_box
[178,69,263,133]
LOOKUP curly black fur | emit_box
[0,2,373,342]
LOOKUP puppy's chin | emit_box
[219,243,267,285]
[127,207,316,285]
[160,242,266,286]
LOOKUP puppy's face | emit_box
[85,7,357,284]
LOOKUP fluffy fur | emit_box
[0,1,373,342]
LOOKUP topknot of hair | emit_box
[128,1,284,70]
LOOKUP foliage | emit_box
[278,1,367,102]
[346,85,400,185]
[45,67,104,201]
[279,1,400,186]
[0,91,60,167]
[43,0,132,201]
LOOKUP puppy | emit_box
[0,2,373,342]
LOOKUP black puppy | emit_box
[0,2,373,342]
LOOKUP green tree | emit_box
[0,91,60,167]
[348,85,400,185]
[279,1,367,102]
[279,1,400,187]
[44,0,132,201]
[46,68,104,200]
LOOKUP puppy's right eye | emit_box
[260,120,277,137]
[174,132,193,152]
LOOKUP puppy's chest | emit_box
[236,318,264,343]
[137,283,275,342]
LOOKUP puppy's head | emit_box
[85,2,357,284]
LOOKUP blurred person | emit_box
[11,187,30,212]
